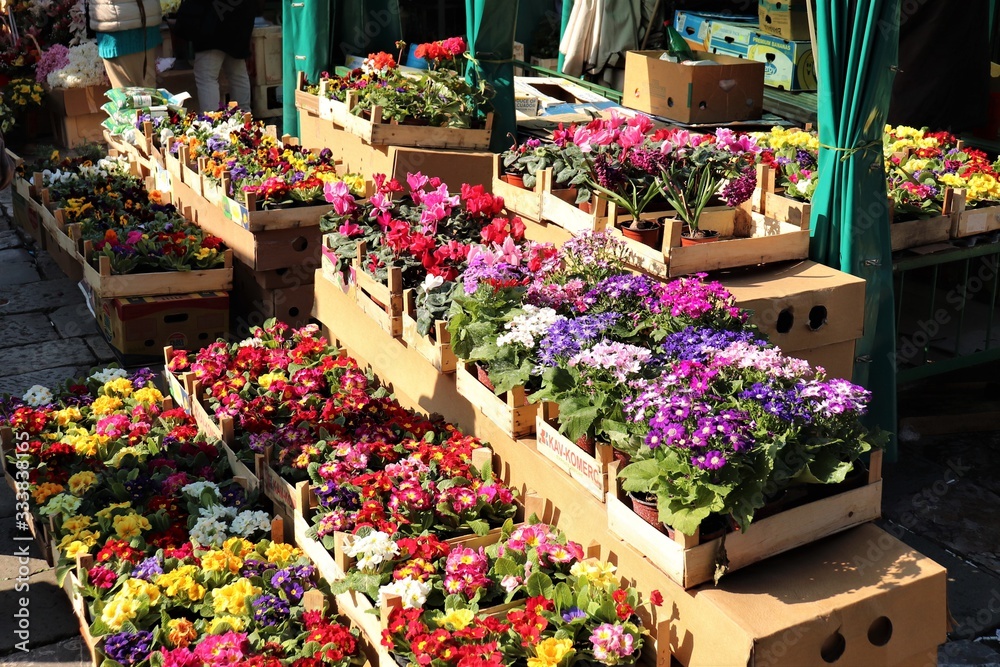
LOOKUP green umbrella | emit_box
[466,0,518,152]
[809,0,900,457]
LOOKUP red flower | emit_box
[650,589,664,606]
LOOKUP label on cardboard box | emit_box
[707,22,815,91]
[759,0,812,41]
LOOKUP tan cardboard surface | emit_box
[720,260,866,352]
[791,339,857,381]
[623,50,764,124]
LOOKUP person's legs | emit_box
[103,50,159,89]
[221,55,251,111]
[193,50,226,112]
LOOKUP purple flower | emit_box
[537,313,621,367]
[252,593,290,626]
[721,165,757,207]
[563,607,588,622]
[240,557,274,578]
[103,631,153,666]
[693,450,727,470]
[132,556,163,581]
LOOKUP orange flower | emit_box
[148,190,164,205]
[104,230,119,244]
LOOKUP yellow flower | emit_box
[257,373,286,390]
[194,247,216,261]
[201,550,243,574]
[166,618,198,648]
[436,608,475,630]
[156,566,205,601]
[62,540,92,559]
[223,537,255,558]
[91,395,124,415]
[110,446,144,467]
[68,471,97,496]
[527,638,575,667]
[31,483,64,504]
[208,615,247,633]
[103,378,134,397]
[61,515,93,534]
[113,513,151,539]
[122,577,161,605]
[132,387,163,405]
[264,542,302,566]
[96,502,132,519]
[59,530,98,551]
[55,407,83,426]
[570,560,618,589]
[101,597,141,630]
[212,578,260,615]
[939,173,966,188]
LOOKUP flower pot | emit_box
[680,228,721,247]
[628,493,664,532]
[551,187,578,204]
[502,174,527,189]
[575,434,596,456]
[475,363,496,392]
[621,221,662,248]
[578,201,593,214]
[613,449,631,468]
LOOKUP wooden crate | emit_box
[621,211,810,278]
[0,427,55,566]
[764,191,812,229]
[318,84,494,150]
[295,71,321,116]
[161,346,193,412]
[258,446,315,522]
[189,381,235,444]
[251,25,282,86]
[535,403,614,502]
[748,163,776,214]
[352,241,403,338]
[401,290,457,373]
[62,566,100,665]
[491,154,543,221]
[454,362,538,438]
[252,83,283,119]
[888,188,959,251]
[606,451,884,589]
[952,192,1000,238]
[80,241,233,299]
[39,209,83,280]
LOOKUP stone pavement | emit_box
[2,182,1000,665]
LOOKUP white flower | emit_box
[88,368,129,384]
[47,41,110,89]
[380,576,431,609]
[496,305,562,348]
[342,530,399,573]
[198,504,236,522]
[231,510,271,537]
[421,273,445,293]
[190,517,229,548]
[500,575,521,593]
[181,480,221,500]
[22,385,53,407]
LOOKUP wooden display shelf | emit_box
[80,241,233,299]
[606,453,883,590]
[455,362,539,438]
[318,83,494,150]
[401,289,457,374]
[198,168,333,234]
[535,403,614,502]
[620,210,809,278]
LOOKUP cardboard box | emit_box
[48,85,105,117]
[94,291,229,361]
[232,261,315,330]
[759,0,813,41]
[47,85,107,147]
[720,260,866,352]
[250,25,282,87]
[709,22,816,91]
[678,523,947,667]
[791,339,857,380]
[673,10,713,51]
[623,50,764,124]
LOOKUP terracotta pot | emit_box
[613,449,631,468]
[475,363,496,392]
[502,173,527,189]
[621,221,662,248]
[578,201,593,214]
[551,187,578,204]
[628,493,664,531]
[679,228,721,247]
[575,434,596,456]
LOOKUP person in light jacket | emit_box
[89,0,163,89]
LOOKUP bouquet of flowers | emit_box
[321,172,527,335]
[46,40,109,89]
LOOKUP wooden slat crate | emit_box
[352,241,403,338]
[605,451,884,589]
[454,362,539,438]
[79,241,233,299]
[535,403,614,502]
[318,83,494,150]
[401,290,457,373]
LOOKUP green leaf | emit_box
[466,519,490,536]
[525,572,554,599]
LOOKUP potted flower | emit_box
[501,133,594,205]
[657,128,759,245]
[413,36,468,73]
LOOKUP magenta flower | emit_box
[324,180,356,215]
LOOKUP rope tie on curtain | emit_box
[818,139,882,162]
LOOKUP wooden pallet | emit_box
[79,241,233,299]
[535,403,614,502]
[454,363,538,438]
[318,83,494,150]
[401,290,457,374]
[605,451,883,589]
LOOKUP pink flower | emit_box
[338,221,362,237]
[159,647,199,667]
[324,180,356,215]
[627,113,654,134]
[369,191,393,217]
[618,125,646,150]
[406,172,429,201]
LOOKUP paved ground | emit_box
[2,182,1000,665]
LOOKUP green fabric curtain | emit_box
[466,0,518,152]
[282,0,401,136]
[810,0,900,457]
[282,0,333,136]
